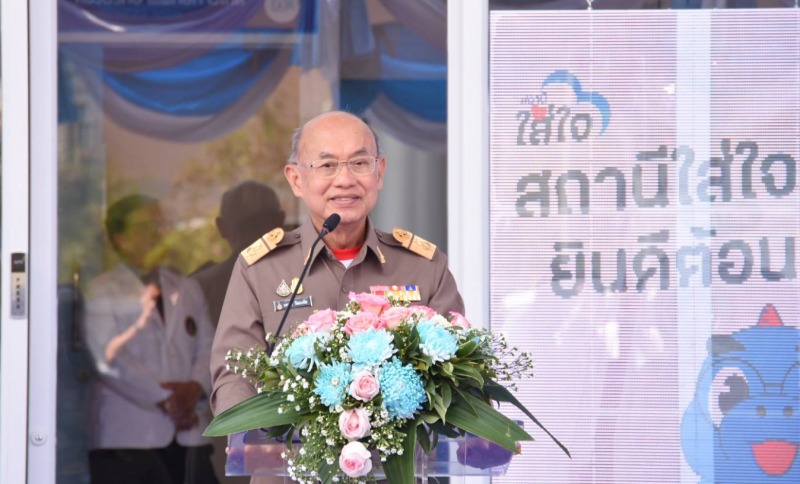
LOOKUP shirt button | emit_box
[341,287,348,293]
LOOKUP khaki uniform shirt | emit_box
[210,218,464,414]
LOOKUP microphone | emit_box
[271,213,340,350]
[321,213,341,235]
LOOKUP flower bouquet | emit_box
[204,293,568,483]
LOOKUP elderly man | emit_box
[210,111,464,418]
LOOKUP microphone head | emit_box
[322,213,341,233]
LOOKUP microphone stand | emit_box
[270,214,340,354]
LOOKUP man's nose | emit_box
[332,163,357,184]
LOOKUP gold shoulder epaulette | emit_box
[392,228,436,261]
[241,228,285,266]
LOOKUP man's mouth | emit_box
[331,196,359,204]
[751,440,798,475]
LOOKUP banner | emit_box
[489,10,799,483]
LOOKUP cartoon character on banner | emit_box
[681,304,799,483]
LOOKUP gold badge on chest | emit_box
[277,277,304,297]
[276,279,291,297]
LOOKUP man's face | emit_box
[284,113,386,234]
[113,204,168,270]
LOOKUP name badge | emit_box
[273,296,313,312]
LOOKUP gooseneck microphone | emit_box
[271,213,340,352]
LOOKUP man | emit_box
[210,111,464,415]
[193,181,286,327]
[193,181,285,484]
[84,194,217,484]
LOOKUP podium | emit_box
[226,428,517,479]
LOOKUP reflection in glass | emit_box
[56,2,451,483]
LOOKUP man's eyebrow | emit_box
[316,148,370,159]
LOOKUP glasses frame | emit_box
[291,155,380,179]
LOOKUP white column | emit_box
[1,1,31,483]
[448,1,490,481]
[448,0,490,328]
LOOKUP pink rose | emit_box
[344,311,381,335]
[348,292,390,316]
[410,305,436,320]
[305,309,338,333]
[339,441,373,478]
[338,407,372,440]
[449,312,471,329]
[379,306,414,330]
[349,370,380,402]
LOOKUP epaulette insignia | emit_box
[392,228,436,261]
[241,228,285,266]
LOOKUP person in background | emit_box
[194,181,286,327]
[192,181,285,483]
[83,194,217,484]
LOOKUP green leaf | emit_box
[483,380,571,458]
[433,398,448,423]
[456,339,479,357]
[318,460,337,484]
[430,420,462,439]
[384,424,417,484]
[452,363,485,387]
[419,412,441,425]
[417,423,431,454]
[447,392,533,452]
[440,361,454,376]
[451,386,478,417]
[203,392,303,437]
[441,384,452,410]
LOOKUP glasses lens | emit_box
[315,161,340,177]
[348,156,376,175]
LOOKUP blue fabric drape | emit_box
[102,46,280,116]
[340,23,447,123]
[58,0,447,148]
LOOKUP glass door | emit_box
[14,2,452,483]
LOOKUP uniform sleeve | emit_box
[427,251,465,315]
[210,256,265,414]
[83,283,171,408]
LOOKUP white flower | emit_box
[430,314,451,327]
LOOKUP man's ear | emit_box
[284,164,304,197]
[376,156,387,189]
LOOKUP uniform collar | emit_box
[299,217,385,267]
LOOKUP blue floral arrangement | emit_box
[205,293,568,483]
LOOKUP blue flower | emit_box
[314,361,353,408]
[285,333,325,370]
[417,320,458,363]
[348,329,395,367]
[379,358,427,420]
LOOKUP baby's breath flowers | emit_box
[215,293,554,483]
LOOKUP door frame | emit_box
[1,1,58,482]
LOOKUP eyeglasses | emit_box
[292,156,378,178]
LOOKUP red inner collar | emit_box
[331,245,362,261]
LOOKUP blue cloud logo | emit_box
[541,70,611,135]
